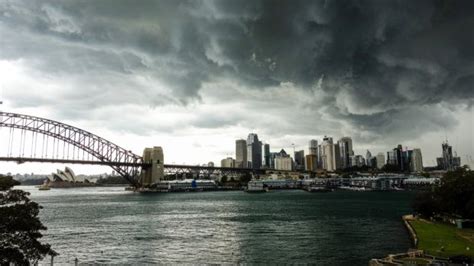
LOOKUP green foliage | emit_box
[96,175,128,184]
[0,175,20,190]
[239,173,252,184]
[436,168,474,219]
[420,172,431,178]
[412,191,440,218]
[412,168,474,219]
[220,175,228,183]
[0,175,57,264]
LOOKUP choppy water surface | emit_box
[21,186,414,264]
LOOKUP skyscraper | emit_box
[402,149,413,171]
[386,150,398,166]
[338,137,353,169]
[294,150,305,170]
[395,144,404,171]
[317,144,323,169]
[247,133,262,169]
[275,156,293,171]
[305,154,317,172]
[353,155,366,167]
[411,148,423,172]
[366,150,372,167]
[436,141,461,170]
[376,153,385,169]
[235,139,247,168]
[321,136,336,171]
[264,143,271,168]
[334,142,341,170]
[308,140,318,155]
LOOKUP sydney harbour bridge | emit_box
[0,111,268,187]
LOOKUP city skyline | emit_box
[224,133,445,172]
[0,0,473,174]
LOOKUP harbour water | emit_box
[21,186,415,264]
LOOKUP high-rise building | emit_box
[338,137,354,169]
[366,150,372,167]
[436,141,461,170]
[402,149,413,171]
[270,149,287,169]
[349,155,356,167]
[308,140,318,155]
[305,154,318,172]
[387,150,398,166]
[395,144,404,171]
[376,153,385,169]
[349,155,365,167]
[453,157,461,168]
[221,157,235,168]
[269,152,278,169]
[294,150,305,170]
[263,143,271,168]
[386,145,404,171]
[411,148,423,172]
[247,133,262,169]
[355,155,366,167]
[317,144,323,169]
[275,156,293,171]
[275,150,293,171]
[334,143,341,170]
[321,136,336,171]
[235,139,247,168]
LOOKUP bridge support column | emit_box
[140,146,164,187]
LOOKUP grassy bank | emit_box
[409,219,474,258]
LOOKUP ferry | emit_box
[305,185,332,193]
[339,186,372,191]
[37,182,51,191]
[245,181,268,193]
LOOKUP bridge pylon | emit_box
[140,146,164,187]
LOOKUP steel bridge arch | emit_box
[0,111,144,186]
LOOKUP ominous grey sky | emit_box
[1,0,473,173]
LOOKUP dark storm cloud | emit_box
[0,0,473,144]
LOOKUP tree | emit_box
[220,175,228,183]
[239,173,252,184]
[435,167,474,219]
[411,191,439,218]
[0,175,57,264]
[412,167,474,219]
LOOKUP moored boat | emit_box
[245,181,268,193]
[305,186,332,192]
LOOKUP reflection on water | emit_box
[19,186,414,264]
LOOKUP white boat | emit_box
[306,185,332,192]
[245,181,268,193]
[37,184,50,191]
[339,186,371,191]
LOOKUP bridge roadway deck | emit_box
[0,157,279,174]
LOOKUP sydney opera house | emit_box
[46,167,96,188]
